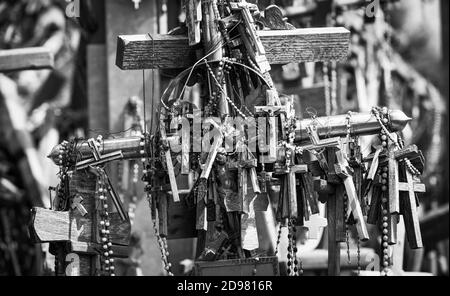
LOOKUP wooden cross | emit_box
[398,166,426,249]
[312,147,346,276]
[235,146,261,195]
[365,144,426,248]
[305,126,369,274]
[160,112,180,202]
[308,126,369,241]
[116,17,349,71]
[335,149,370,241]
[288,164,309,220]
[71,195,88,217]
[112,0,351,266]
[304,214,328,240]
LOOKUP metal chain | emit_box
[205,60,248,119]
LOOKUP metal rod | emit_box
[48,110,411,165]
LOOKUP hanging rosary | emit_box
[97,169,115,276]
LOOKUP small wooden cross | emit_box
[160,112,180,202]
[71,195,88,217]
[399,169,426,249]
[237,146,261,195]
[287,164,309,220]
[335,149,370,241]
[304,214,328,239]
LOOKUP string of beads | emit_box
[140,134,174,276]
[97,170,115,276]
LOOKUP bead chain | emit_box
[153,220,173,276]
[97,171,115,276]
[291,221,302,276]
[344,193,351,265]
[286,221,293,276]
[286,220,302,276]
[55,140,70,275]
[380,191,390,276]
[140,134,173,276]
[376,111,391,276]
[204,60,248,119]
[274,223,282,256]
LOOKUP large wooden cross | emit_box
[116,26,349,71]
[114,1,351,243]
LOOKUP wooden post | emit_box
[30,171,131,276]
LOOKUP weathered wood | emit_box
[401,170,423,249]
[30,207,130,246]
[0,47,54,72]
[327,186,340,276]
[194,257,279,276]
[302,248,376,271]
[389,151,400,215]
[116,27,350,70]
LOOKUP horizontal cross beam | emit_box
[0,47,54,72]
[116,27,350,70]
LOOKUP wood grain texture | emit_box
[0,47,54,72]
[326,189,340,276]
[70,171,131,245]
[388,153,400,215]
[194,257,279,276]
[30,208,72,242]
[302,248,376,271]
[116,27,350,70]
[30,207,130,245]
[402,170,423,249]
